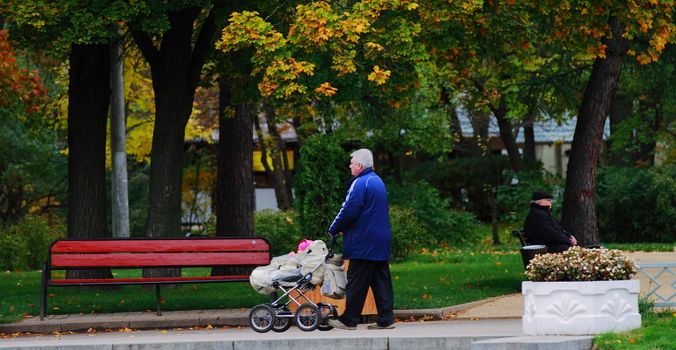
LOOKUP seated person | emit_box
[523,191,577,253]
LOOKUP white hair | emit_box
[351,149,374,168]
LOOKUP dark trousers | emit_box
[339,259,394,327]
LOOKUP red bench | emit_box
[40,237,271,320]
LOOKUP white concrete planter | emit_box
[522,280,641,335]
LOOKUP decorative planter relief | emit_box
[522,280,641,335]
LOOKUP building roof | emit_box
[456,108,611,143]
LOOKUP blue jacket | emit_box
[329,168,391,261]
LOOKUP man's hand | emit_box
[570,235,578,246]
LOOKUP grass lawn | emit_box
[594,311,676,350]
[392,249,523,309]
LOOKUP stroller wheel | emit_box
[317,303,338,331]
[295,303,320,332]
[249,304,276,333]
[272,308,293,332]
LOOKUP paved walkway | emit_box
[0,251,672,349]
[0,319,595,350]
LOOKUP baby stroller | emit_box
[248,234,343,333]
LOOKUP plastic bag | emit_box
[321,261,347,299]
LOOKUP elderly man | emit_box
[524,191,577,253]
[327,149,395,330]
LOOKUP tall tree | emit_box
[110,25,130,238]
[562,18,628,246]
[6,0,142,278]
[67,43,112,278]
[215,76,254,237]
[130,5,219,244]
[534,0,674,245]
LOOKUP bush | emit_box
[293,134,351,239]
[496,170,564,224]
[389,206,432,261]
[254,209,303,256]
[526,247,637,282]
[596,166,676,243]
[387,180,482,245]
[0,216,63,270]
[409,156,511,221]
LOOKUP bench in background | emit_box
[40,237,271,320]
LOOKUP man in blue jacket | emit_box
[327,149,395,330]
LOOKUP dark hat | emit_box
[531,191,554,201]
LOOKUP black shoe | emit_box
[327,318,357,330]
[367,323,395,330]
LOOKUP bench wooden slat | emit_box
[51,252,270,268]
[41,237,272,321]
[51,239,269,253]
[50,275,251,285]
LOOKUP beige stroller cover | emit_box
[249,240,330,294]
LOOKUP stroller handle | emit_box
[326,233,338,259]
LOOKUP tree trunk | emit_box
[216,78,254,237]
[213,78,255,276]
[439,86,465,159]
[110,25,130,238]
[523,112,536,162]
[66,44,112,279]
[464,108,490,157]
[562,17,628,247]
[262,103,292,210]
[131,6,217,278]
[492,99,522,172]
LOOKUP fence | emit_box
[637,262,676,307]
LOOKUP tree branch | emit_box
[130,29,159,67]
[189,5,221,90]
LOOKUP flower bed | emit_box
[526,247,637,281]
[522,247,641,335]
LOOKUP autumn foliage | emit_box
[0,30,47,112]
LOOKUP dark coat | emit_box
[523,204,573,253]
[329,168,391,261]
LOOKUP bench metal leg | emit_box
[40,263,48,320]
[156,284,162,316]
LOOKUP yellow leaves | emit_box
[585,43,607,59]
[288,2,338,47]
[596,43,607,59]
[366,42,384,51]
[216,11,287,54]
[332,49,357,76]
[314,82,338,97]
[636,52,654,65]
[406,3,419,11]
[368,65,391,85]
[257,58,315,97]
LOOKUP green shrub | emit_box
[596,166,676,243]
[389,206,432,261]
[409,156,511,221]
[0,216,62,270]
[387,180,482,245]
[294,134,351,239]
[496,170,564,224]
[254,209,303,256]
